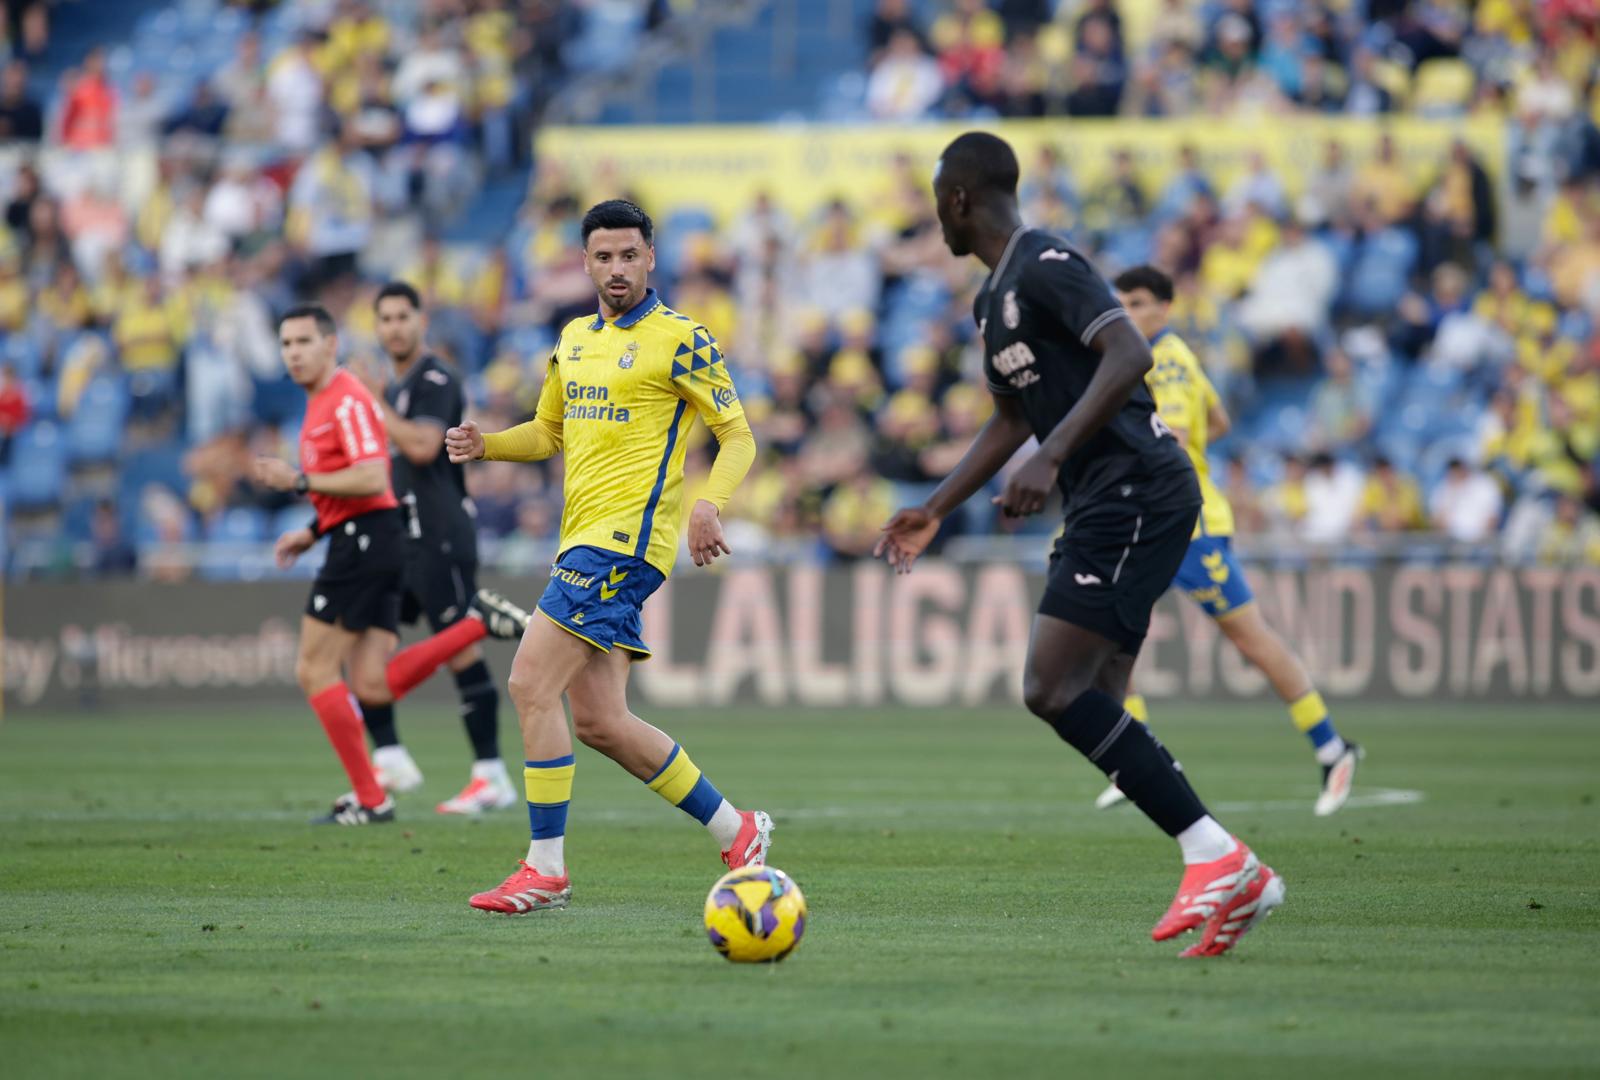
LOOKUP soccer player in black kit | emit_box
[356,282,519,814]
[877,133,1284,957]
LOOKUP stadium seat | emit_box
[6,421,67,510]
[65,376,130,466]
[204,506,268,544]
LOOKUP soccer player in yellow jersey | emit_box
[444,201,770,913]
[1110,266,1362,817]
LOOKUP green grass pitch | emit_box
[1,702,1597,1078]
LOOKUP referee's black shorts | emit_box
[400,545,478,633]
[1038,499,1200,656]
[305,509,406,635]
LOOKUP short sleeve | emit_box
[1020,251,1129,347]
[405,367,457,427]
[671,327,745,424]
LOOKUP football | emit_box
[703,865,807,963]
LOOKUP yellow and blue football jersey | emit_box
[1145,328,1234,539]
[534,287,746,579]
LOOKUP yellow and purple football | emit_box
[703,865,807,963]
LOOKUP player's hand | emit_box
[253,456,300,492]
[353,359,386,399]
[994,451,1056,518]
[274,528,315,569]
[687,499,731,567]
[875,506,942,574]
[445,420,486,463]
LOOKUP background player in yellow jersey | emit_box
[1108,266,1362,817]
[443,201,771,914]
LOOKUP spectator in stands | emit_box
[1238,216,1336,372]
[1302,139,1353,227]
[119,73,167,150]
[164,81,230,139]
[931,0,1005,110]
[113,273,183,419]
[1065,10,1126,117]
[0,60,42,141]
[1083,149,1146,240]
[3,159,40,235]
[90,499,137,577]
[1307,347,1375,451]
[799,200,880,320]
[1302,451,1364,543]
[0,246,25,334]
[865,0,928,65]
[1538,494,1600,565]
[1352,133,1415,224]
[287,122,375,297]
[867,28,945,121]
[1224,150,1287,219]
[213,29,264,113]
[266,31,325,154]
[57,47,115,149]
[1430,458,1506,543]
[821,470,898,560]
[0,361,31,465]
[1356,455,1427,533]
[1342,48,1394,116]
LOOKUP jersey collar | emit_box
[1149,327,1171,345]
[589,287,661,331]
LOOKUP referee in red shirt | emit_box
[252,304,409,825]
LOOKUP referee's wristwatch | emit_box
[294,472,311,495]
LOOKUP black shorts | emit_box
[306,509,406,634]
[1038,500,1200,655]
[400,547,477,633]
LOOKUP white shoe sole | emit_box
[436,788,520,815]
[744,811,774,866]
[1314,748,1363,816]
[1094,783,1128,810]
[1225,872,1286,946]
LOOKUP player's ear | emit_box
[646,245,656,273]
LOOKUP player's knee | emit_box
[570,708,617,753]
[295,653,336,695]
[1023,671,1092,721]
[505,664,556,717]
[348,668,390,705]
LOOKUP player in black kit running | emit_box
[877,132,1284,957]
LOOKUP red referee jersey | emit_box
[300,368,398,533]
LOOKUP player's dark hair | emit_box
[375,281,423,311]
[279,303,336,337]
[937,132,1020,199]
[581,199,653,246]
[1113,265,1175,302]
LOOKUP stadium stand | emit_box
[2,0,1599,578]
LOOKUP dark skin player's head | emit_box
[933,131,1024,267]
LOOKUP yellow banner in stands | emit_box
[538,117,1502,224]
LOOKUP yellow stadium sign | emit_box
[539,117,1502,225]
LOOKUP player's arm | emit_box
[998,317,1153,517]
[253,456,390,498]
[374,395,447,466]
[671,329,754,566]
[447,360,565,463]
[876,393,1031,572]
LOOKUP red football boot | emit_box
[468,860,571,915]
[1151,841,1259,941]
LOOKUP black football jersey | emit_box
[384,353,477,561]
[976,228,1198,516]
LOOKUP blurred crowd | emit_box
[3,0,1600,578]
[865,0,1600,137]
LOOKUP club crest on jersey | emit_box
[567,343,584,362]
[619,341,638,369]
[1002,289,1020,330]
